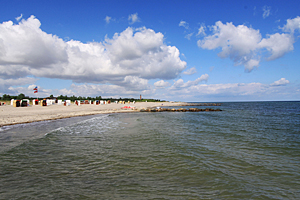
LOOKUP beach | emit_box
[0,101,186,127]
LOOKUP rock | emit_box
[139,107,222,112]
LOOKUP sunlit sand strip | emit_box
[0,102,186,127]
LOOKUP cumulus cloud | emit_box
[0,16,186,88]
[258,33,294,60]
[122,76,149,91]
[270,78,290,86]
[262,6,271,19]
[197,18,299,72]
[179,20,189,29]
[0,16,68,70]
[282,16,300,33]
[154,80,171,88]
[171,74,209,89]
[183,67,197,75]
[128,13,140,24]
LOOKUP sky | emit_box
[0,0,300,102]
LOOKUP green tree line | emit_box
[1,93,28,100]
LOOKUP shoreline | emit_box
[0,102,187,127]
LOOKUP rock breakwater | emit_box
[140,107,222,112]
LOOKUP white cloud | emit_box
[179,20,189,29]
[262,6,271,19]
[15,14,23,21]
[164,80,298,101]
[122,76,149,91]
[171,74,209,89]
[0,77,37,95]
[0,16,68,70]
[198,21,261,54]
[198,21,261,71]
[270,78,290,86]
[6,84,59,97]
[183,67,197,75]
[128,13,140,24]
[3,77,297,101]
[188,82,267,96]
[0,16,186,88]
[258,33,294,61]
[154,80,171,88]
[0,77,37,89]
[244,59,260,72]
[282,16,300,33]
[70,83,154,98]
[197,18,298,72]
[185,32,194,40]
[197,25,206,36]
[104,16,112,24]
[162,81,271,101]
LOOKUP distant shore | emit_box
[0,102,187,127]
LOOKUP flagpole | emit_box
[33,86,38,104]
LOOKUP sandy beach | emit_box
[0,101,186,127]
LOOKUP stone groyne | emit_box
[140,107,222,112]
[180,103,222,106]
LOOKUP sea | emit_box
[0,101,299,199]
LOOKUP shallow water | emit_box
[0,102,299,199]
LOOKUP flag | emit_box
[33,86,38,93]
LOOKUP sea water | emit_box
[0,102,299,199]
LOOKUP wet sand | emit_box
[0,102,186,127]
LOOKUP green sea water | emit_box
[1,102,299,199]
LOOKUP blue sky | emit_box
[0,0,299,102]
